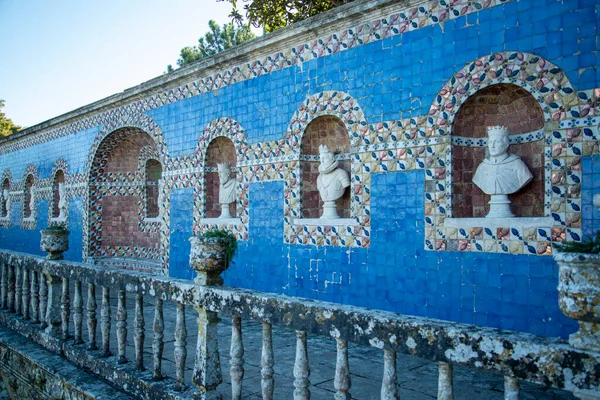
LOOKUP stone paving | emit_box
[104,294,575,399]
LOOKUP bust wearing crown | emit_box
[472,126,533,218]
[317,145,350,219]
[218,162,237,218]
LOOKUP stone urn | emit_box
[554,251,600,351]
[189,235,232,286]
[40,228,69,260]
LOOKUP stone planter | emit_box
[189,236,230,286]
[554,251,600,351]
[40,229,69,260]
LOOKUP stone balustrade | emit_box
[0,249,598,399]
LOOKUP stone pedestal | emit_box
[486,194,514,218]
[219,204,232,219]
[554,252,600,352]
[189,235,229,397]
[322,200,339,219]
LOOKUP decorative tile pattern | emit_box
[0,0,598,267]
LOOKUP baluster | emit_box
[116,290,127,364]
[381,350,398,400]
[174,302,187,391]
[192,306,222,393]
[39,272,48,329]
[87,283,97,350]
[14,266,21,316]
[504,375,520,400]
[334,338,351,400]
[31,271,39,323]
[73,280,83,344]
[438,362,454,400]
[134,294,145,371]
[7,265,14,313]
[230,315,244,399]
[293,330,310,400]
[152,297,164,380]
[261,321,274,400]
[101,286,111,357]
[1,263,7,309]
[21,268,30,320]
[61,277,70,339]
[45,274,62,335]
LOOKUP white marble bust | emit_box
[57,182,67,219]
[317,145,350,219]
[217,162,237,218]
[472,126,533,218]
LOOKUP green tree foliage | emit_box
[220,0,352,33]
[0,100,21,138]
[168,20,256,71]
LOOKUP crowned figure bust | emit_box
[472,126,533,218]
[317,144,350,219]
[217,162,237,218]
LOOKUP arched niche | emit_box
[451,83,545,218]
[88,127,161,272]
[205,137,237,218]
[1,178,9,218]
[51,170,65,219]
[300,115,351,219]
[145,159,162,219]
[24,174,34,219]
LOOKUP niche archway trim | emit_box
[286,91,369,151]
[429,51,577,135]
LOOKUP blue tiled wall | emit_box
[224,181,288,292]
[0,126,99,180]
[169,188,195,279]
[1,0,597,339]
[582,155,600,238]
[64,198,84,262]
[0,201,47,257]
[222,173,578,338]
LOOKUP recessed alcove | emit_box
[451,84,545,218]
[23,174,34,220]
[300,115,351,220]
[88,127,161,273]
[201,136,240,224]
[0,178,9,219]
[51,169,65,220]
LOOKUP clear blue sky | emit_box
[0,0,252,128]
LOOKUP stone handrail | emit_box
[0,248,598,399]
